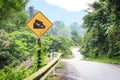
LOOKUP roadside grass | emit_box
[56,62,65,69]
[45,74,57,80]
[84,56,120,64]
[64,54,74,59]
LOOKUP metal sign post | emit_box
[37,37,41,69]
[26,11,53,70]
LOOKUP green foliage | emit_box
[27,6,38,18]
[0,0,29,32]
[0,0,40,79]
[9,31,37,58]
[85,55,120,64]
[71,29,83,46]
[0,0,29,20]
[56,62,65,69]
[69,22,84,35]
[0,30,13,68]
[0,30,37,68]
[81,0,120,61]
[0,0,36,69]
[0,30,11,50]
[0,0,28,32]
[0,66,32,80]
[48,36,74,57]
[47,21,70,37]
[0,11,29,32]
[107,26,120,58]
[0,1,75,80]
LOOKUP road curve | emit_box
[62,48,120,80]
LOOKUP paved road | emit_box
[62,48,120,80]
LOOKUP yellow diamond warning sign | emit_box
[26,11,53,37]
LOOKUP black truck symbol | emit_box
[33,19,46,29]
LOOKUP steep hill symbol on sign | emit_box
[26,11,53,37]
[33,19,46,29]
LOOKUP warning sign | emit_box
[26,11,53,37]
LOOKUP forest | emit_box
[81,0,120,63]
[0,0,120,79]
[0,0,82,79]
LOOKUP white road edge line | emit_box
[111,66,120,71]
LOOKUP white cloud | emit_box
[45,0,96,12]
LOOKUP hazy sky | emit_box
[27,0,96,26]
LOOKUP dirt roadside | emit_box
[45,61,65,80]
[45,48,82,80]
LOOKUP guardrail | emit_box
[24,53,61,80]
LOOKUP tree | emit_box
[48,36,74,57]
[48,21,70,37]
[71,30,80,46]
[0,30,13,69]
[27,6,38,18]
[0,0,29,32]
[81,0,120,59]
[69,22,85,35]
[0,0,32,69]
[0,0,29,20]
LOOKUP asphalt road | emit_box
[62,48,120,80]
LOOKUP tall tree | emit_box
[27,6,37,18]
[0,0,29,32]
[69,22,85,35]
[71,30,81,46]
[81,0,120,58]
[0,0,29,20]
[48,21,70,37]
